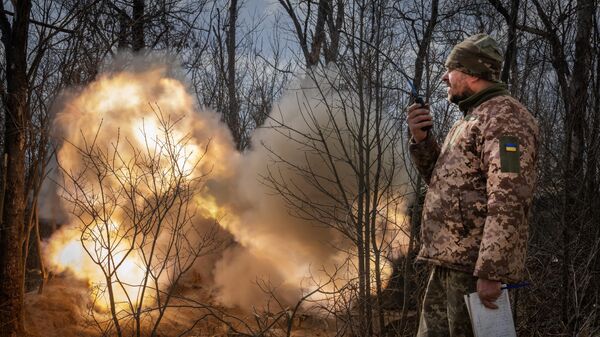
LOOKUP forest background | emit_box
[0,0,599,336]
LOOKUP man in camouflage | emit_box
[407,33,539,336]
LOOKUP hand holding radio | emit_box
[407,102,433,143]
[407,80,431,132]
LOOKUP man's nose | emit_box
[441,72,449,82]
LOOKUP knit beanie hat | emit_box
[445,33,504,82]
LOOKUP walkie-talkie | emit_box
[407,80,431,132]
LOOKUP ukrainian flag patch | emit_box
[505,143,518,152]
[499,136,520,173]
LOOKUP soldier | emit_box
[407,34,539,336]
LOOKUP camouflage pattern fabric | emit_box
[409,94,539,283]
[416,266,476,337]
[445,33,503,82]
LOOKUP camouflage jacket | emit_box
[410,94,539,283]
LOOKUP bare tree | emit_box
[224,0,238,148]
[132,0,145,51]
[0,1,32,335]
[189,0,292,151]
[262,1,422,335]
[278,0,344,67]
[57,110,221,336]
[0,0,596,336]
[487,0,520,87]
[0,0,79,332]
[387,0,441,334]
[486,0,597,333]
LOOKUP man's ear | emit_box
[466,75,492,92]
[465,74,481,86]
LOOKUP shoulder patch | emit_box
[499,136,520,173]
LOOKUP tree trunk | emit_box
[278,0,338,68]
[36,209,48,295]
[563,0,594,330]
[488,0,520,86]
[401,1,438,333]
[529,0,595,329]
[117,8,130,49]
[226,0,241,149]
[400,185,421,335]
[503,0,519,88]
[132,0,145,51]
[356,217,366,334]
[307,0,329,67]
[413,0,438,91]
[324,0,343,64]
[0,1,31,336]
[586,27,599,212]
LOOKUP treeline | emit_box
[0,0,598,336]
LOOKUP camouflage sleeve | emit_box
[409,133,441,184]
[474,103,539,282]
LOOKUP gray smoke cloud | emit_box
[213,67,414,309]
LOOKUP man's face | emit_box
[442,69,474,104]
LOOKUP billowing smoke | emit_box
[43,58,412,313]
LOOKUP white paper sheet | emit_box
[464,289,517,337]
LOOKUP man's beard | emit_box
[449,88,475,104]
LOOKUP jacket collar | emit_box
[458,83,510,115]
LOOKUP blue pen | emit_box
[501,282,530,290]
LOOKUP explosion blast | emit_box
[44,61,412,324]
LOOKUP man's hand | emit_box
[477,278,502,309]
[407,103,433,143]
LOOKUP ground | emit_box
[24,276,334,337]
